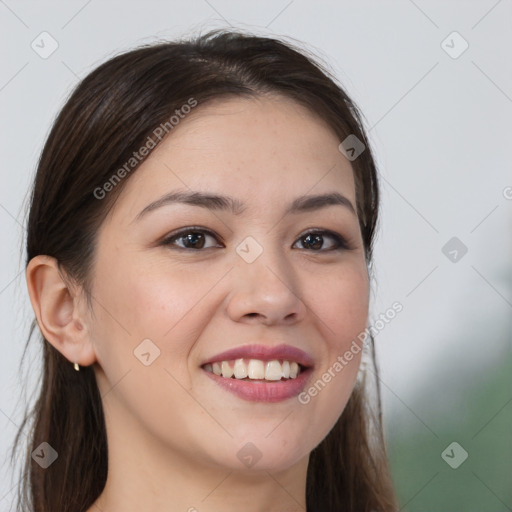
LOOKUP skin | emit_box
[26,94,370,512]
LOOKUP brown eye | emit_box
[294,230,349,251]
[161,227,349,252]
[161,228,222,250]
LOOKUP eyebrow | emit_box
[133,189,357,222]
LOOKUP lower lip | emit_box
[202,367,313,403]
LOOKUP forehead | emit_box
[108,95,356,223]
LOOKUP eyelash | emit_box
[160,226,351,252]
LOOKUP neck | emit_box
[88,396,309,512]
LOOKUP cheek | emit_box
[125,264,228,338]
[95,252,212,333]
[92,261,229,375]
[309,263,370,347]
[296,264,368,436]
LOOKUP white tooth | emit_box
[265,360,283,381]
[248,359,265,379]
[204,363,213,373]
[282,360,290,379]
[289,361,299,378]
[221,361,234,378]
[233,358,248,379]
[212,362,222,376]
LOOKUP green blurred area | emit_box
[386,348,512,511]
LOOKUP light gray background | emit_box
[1,0,511,508]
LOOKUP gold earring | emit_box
[73,362,80,371]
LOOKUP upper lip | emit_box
[201,343,314,368]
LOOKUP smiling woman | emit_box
[14,29,398,512]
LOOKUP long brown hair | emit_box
[13,28,398,511]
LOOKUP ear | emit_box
[25,255,97,367]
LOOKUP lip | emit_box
[202,365,313,403]
[200,343,314,403]
[201,343,314,368]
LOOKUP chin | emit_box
[213,436,310,473]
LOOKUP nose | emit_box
[225,242,307,326]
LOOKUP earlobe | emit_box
[25,255,97,367]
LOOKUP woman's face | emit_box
[86,95,369,473]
